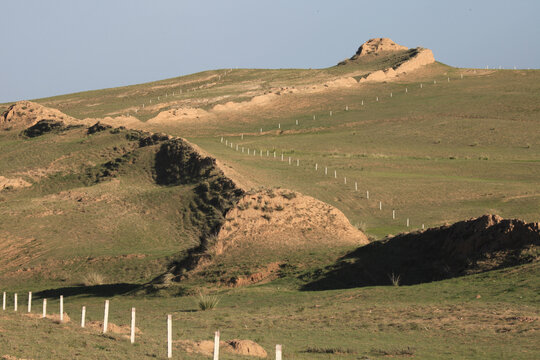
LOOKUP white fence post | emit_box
[361,100,364,106]
[167,314,172,358]
[60,295,64,322]
[344,177,347,184]
[2,292,5,311]
[407,218,410,227]
[288,157,291,165]
[276,344,282,360]
[28,292,32,313]
[14,293,17,312]
[334,170,337,178]
[296,159,299,166]
[315,163,318,170]
[296,119,298,125]
[325,167,328,175]
[355,182,358,191]
[103,300,109,334]
[213,330,220,360]
[422,224,425,230]
[379,201,382,210]
[392,210,396,220]
[366,190,369,199]
[278,123,281,129]
[131,307,136,344]
[42,299,47,318]
[81,306,86,328]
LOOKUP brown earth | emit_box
[304,214,540,290]
[177,339,267,357]
[1,101,77,129]
[0,176,31,190]
[353,38,409,57]
[217,189,369,250]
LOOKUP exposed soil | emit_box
[304,214,540,290]
[1,101,77,130]
[176,339,267,358]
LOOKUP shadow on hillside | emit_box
[302,215,539,291]
[34,283,141,299]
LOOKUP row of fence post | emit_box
[2,292,283,358]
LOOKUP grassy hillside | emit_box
[1,45,539,359]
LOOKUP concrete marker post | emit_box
[461,74,463,79]
[296,159,299,166]
[390,92,392,98]
[167,314,172,358]
[278,123,281,129]
[376,96,379,102]
[273,151,276,158]
[220,137,223,143]
[42,299,47,318]
[315,163,318,171]
[407,218,410,227]
[81,306,86,328]
[330,111,332,116]
[241,134,244,140]
[14,293,17,312]
[28,292,32,313]
[2,292,5,310]
[361,100,364,106]
[366,190,369,199]
[334,170,337,178]
[420,83,423,88]
[131,307,136,344]
[434,80,436,84]
[422,224,425,230]
[276,344,282,360]
[405,87,408,93]
[325,167,327,175]
[296,119,298,125]
[267,150,269,156]
[392,210,396,220]
[236,145,238,151]
[355,182,358,191]
[260,150,263,157]
[345,105,348,111]
[242,147,244,153]
[379,201,382,210]
[103,300,109,334]
[213,331,220,360]
[60,295,64,322]
[281,154,284,161]
[288,157,291,165]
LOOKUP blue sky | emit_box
[1,0,538,103]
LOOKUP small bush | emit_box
[275,205,284,211]
[388,272,401,286]
[262,214,271,221]
[196,292,220,311]
[81,272,105,286]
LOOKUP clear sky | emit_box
[1,0,539,103]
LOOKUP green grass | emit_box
[0,52,539,359]
[0,263,538,359]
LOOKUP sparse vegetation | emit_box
[81,272,105,286]
[195,292,220,311]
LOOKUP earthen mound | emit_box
[353,37,408,57]
[177,339,267,357]
[217,189,369,248]
[1,101,76,130]
[304,214,540,290]
[0,176,31,190]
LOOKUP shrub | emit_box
[81,272,105,286]
[196,292,220,311]
[281,192,296,200]
[388,272,401,286]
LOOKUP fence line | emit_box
[218,73,471,231]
